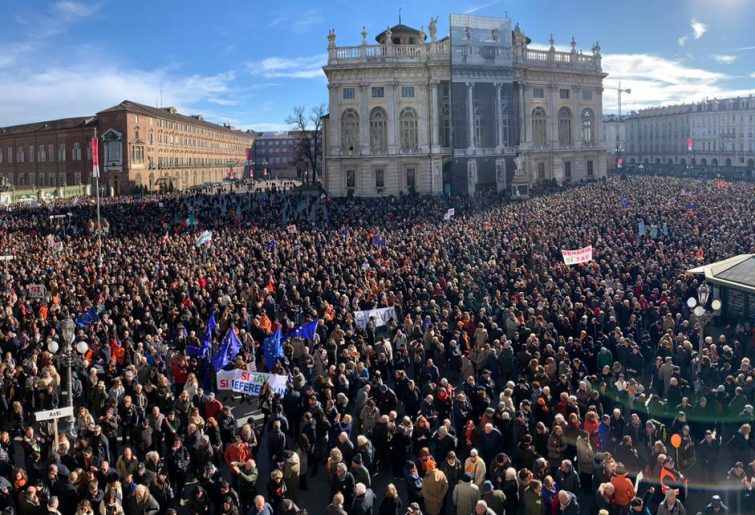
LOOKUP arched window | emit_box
[340,109,359,153]
[369,107,387,153]
[581,108,594,143]
[558,107,572,146]
[399,107,418,151]
[532,107,546,147]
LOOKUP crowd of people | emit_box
[0,175,752,515]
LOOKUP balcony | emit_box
[520,48,601,72]
[327,40,601,73]
[328,42,449,66]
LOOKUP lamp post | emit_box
[686,283,721,354]
[50,318,89,429]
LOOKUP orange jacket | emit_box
[610,474,636,506]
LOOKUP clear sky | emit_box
[1,0,754,131]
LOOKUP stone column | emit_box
[387,81,397,153]
[495,82,504,150]
[430,80,440,152]
[466,82,475,151]
[519,82,526,143]
[359,82,369,154]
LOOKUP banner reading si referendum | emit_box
[216,369,288,396]
[561,246,593,265]
[354,306,397,329]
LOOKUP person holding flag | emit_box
[212,325,242,372]
[263,328,284,372]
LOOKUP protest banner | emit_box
[561,246,593,266]
[353,306,397,329]
[26,284,47,299]
[216,369,288,396]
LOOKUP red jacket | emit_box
[611,474,636,507]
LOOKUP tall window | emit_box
[17,147,24,163]
[346,169,356,190]
[564,161,572,180]
[58,144,66,162]
[132,145,144,164]
[406,168,416,190]
[558,107,572,146]
[375,169,385,190]
[28,146,34,163]
[38,145,46,162]
[581,108,594,144]
[48,144,54,162]
[369,107,387,153]
[73,142,81,160]
[340,109,359,153]
[440,103,450,148]
[587,160,594,177]
[537,162,545,180]
[399,107,418,151]
[532,107,546,147]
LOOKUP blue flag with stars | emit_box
[263,328,284,369]
[212,325,242,371]
[188,312,216,358]
[283,320,318,342]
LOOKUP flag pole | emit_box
[94,128,102,269]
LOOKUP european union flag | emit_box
[267,240,276,249]
[263,328,283,370]
[75,307,99,328]
[372,235,386,247]
[621,198,629,209]
[212,326,242,371]
[283,320,318,342]
[188,312,216,359]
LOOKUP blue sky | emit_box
[1,0,754,131]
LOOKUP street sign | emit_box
[35,406,74,422]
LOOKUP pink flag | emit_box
[91,136,99,178]
[287,225,297,234]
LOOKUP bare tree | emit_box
[285,104,326,183]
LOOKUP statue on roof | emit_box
[429,16,438,42]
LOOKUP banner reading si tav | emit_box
[354,306,396,329]
[216,369,288,396]
[561,246,593,265]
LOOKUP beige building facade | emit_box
[322,15,607,197]
[625,96,755,174]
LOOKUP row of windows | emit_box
[156,157,238,168]
[532,108,595,147]
[1,172,84,187]
[0,143,88,165]
[533,88,593,101]
[345,167,416,191]
[344,86,415,100]
[533,160,594,180]
[152,116,247,143]
[341,107,420,153]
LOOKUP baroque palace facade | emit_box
[624,96,755,175]
[0,100,253,195]
[322,14,607,197]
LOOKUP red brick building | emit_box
[0,117,97,190]
[0,100,253,195]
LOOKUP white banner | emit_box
[561,246,593,265]
[216,369,288,396]
[354,306,397,329]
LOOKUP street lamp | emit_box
[686,283,721,354]
[50,318,88,428]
